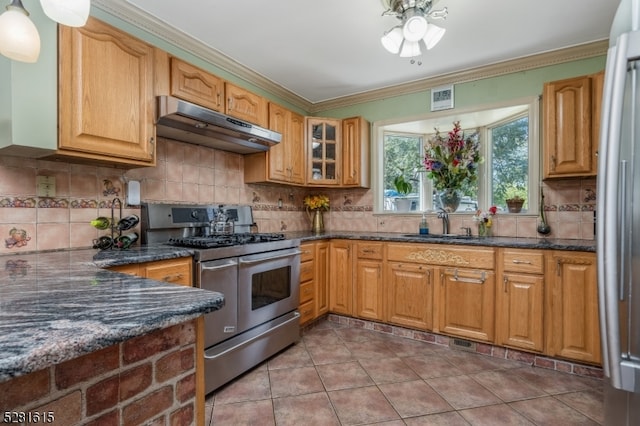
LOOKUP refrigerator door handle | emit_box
[599,31,634,391]
[619,159,628,303]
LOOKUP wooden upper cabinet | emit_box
[543,72,602,179]
[225,82,268,127]
[267,103,304,184]
[244,103,305,185]
[57,17,156,166]
[307,117,342,186]
[170,57,224,111]
[342,117,370,188]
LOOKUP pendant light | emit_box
[381,0,448,60]
[40,0,90,27]
[0,0,40,63]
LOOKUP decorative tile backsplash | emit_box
[0,137,596,254]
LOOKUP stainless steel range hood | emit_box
[155,96,281,154]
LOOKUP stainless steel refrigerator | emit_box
[597,0,640,424]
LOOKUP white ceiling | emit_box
[101,0,617,105]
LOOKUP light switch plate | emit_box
[36,176,56,197]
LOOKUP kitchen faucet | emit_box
[437,209,449,235]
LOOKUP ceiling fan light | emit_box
[399,40,421,58]
[381,26,403,54]
[40,0,90,27]
[402,14,428,42]
[0,0,40,63]
[423,23,445,50]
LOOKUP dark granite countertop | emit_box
[285,231,596,252]
[92,243,196,268]
[0,249,223,383]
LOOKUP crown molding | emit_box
[308,40,608,113]
[92,1,606,115]
[92,0,314,112]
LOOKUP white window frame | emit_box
[373,96,540,215]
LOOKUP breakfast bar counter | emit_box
[0,248,222,382]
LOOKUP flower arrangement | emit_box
[303,194,330,211]
[423,121,482,191]
[473,206,498,228]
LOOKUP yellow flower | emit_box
[303,194,330,211]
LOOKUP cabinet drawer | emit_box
[387,243,494,269]
[144,258,192,286]
[300,280,314,304]
[357,242,383,260]
[300,260,314,282]
[299,300,315,324]
[300,244,315,262]
[502,249,544,274]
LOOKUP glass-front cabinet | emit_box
[306,118,341,185]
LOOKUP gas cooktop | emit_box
[168,233,286,249]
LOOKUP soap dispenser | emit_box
[419,212,429,235]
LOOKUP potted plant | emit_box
[392,175,413,212]
[504,187,526,213]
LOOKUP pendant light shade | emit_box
[423,23,445,50]
[381,26,403,54]
[0,0,40,63]
[40,0,90,27]
[399,40,421,58]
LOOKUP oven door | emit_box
[237,247,301,332]
[198,258,238,347]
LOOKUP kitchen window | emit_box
[374,97,540,214]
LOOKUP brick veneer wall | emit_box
[0,320,197,426]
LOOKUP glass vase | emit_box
[477,222,492,237]
[438,188,461,213]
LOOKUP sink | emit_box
[402,233,475,239]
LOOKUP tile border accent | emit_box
[306,314,603,380]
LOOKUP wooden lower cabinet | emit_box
[385,262,433,330]
[329,240,352,315]
[496,248,545,352]
[299,240,330,325]
[546,251,601,364]
[315,241,330,317]
[439,267,496,342]
[354,242,384,321]
[110,257,192,286]
[299,244,316,325]
[318,239,599,366]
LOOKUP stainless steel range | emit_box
[141,203,301,394]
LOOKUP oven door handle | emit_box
[200,259,238,271]
[238,250,302,265]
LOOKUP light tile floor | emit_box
[205,319,603,425]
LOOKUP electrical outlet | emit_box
[36,176,56,197]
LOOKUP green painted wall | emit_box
[316,56,606,122]
[0,0,58,154]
